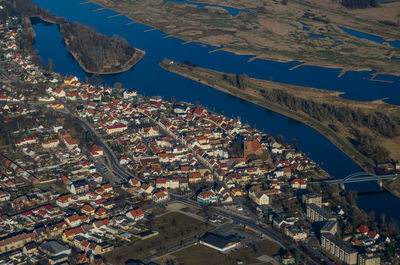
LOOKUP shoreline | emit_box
[88,0,400,77]
[159,61,376,176]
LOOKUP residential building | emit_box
[126,208,145,221]
[302,193,322,208]
[249,189,279,205]
[321,233,358,265]
[306,203,335,223]
[197,191,218,204]
[358,253,380,265]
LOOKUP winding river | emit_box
[31,0,400,222]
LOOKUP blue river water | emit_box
[164,0,249,16]
[31,0,400,221]
[340,26,400,48]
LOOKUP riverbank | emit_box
[88,0,400,76]
[160,59,400,184]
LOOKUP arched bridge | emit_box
[309,172,400,186]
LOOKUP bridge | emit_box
[309,172,400,189]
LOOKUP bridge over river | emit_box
[309,172,400,189]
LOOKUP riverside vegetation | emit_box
[11,0,145,74]
[90,0,400,75]
[160,59,400,173]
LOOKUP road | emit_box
[51,101,137,183]
[170,195,325,265]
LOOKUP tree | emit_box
[276,134,285,144]
[290,138,299,150]
[114,82,122,90]
[89,73,103,87]
[47,57,55,71]
[235,73,248,90]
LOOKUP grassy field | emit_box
[103,212,213,263]
[90,0,400,75]
[156,239,281,265]
[160,60,400,175]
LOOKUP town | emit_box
[0,3,398,265]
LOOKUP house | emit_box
[39,240,71,257]
[42,139,60,149]
[0,190,10,202]
[63,136,78,150]
[68,180,89,195]
[197,191,218,204]
[139,126,159,137]
[91,144,103,157]
[141,183,154,194]
[282,253,296,265]
[244,138,264,158]
[357,225,369,235]
[290,179,307,189]
[129,178,141,187]
[62,227,84,242]
[95,208,107,219]
[249,189,279,205]
[106,124,127,135]
[126,208,145,221]
[81,204,95,216]
[66,215,83,227]
[23,242,38,256]
[0,233,34,254]
[153,190,169,202]
[56,194,74,208]
[51,102,65,109]
[53,88,66,97]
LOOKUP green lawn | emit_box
[103,212,213,263]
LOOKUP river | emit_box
[31,0,400,222]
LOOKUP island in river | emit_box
[12,0,145,74]
[160,59,400,194]
[59,22,145,74]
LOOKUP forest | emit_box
[340,0,379,9]
[11,0,66,24]
[258,88,398,163]
[60,22,141,74]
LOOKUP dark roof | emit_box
[73,179,88,187]
[200,232,240,249]
[125,260,145,265]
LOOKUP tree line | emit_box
[259,88,398,163]
[340,0,379,9]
